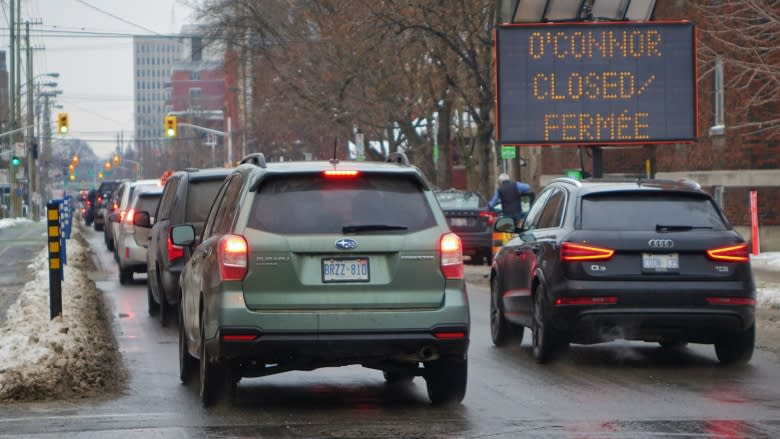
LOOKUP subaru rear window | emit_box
[185,179,224,222]
[248,174,436,234]
[581,192,729,231]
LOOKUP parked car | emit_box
[108,179,161,262]
[135,167,230,325]
[170,152,470,407]
[490,177,756,365]
[434,189,497,264]
[117,187,163,284]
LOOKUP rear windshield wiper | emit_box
[342,224,409,234]
[656,224,713,232]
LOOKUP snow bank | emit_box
[0,227,125,401]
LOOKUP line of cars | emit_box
[86,156,756,409]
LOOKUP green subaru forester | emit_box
[172,153,470,406]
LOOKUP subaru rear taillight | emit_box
[119,209,127,222]
[125,209,135,224]
[440,232,463,279]
[218,234,248,281]
[561,242,615,261]
[480,211,497,226]
[706,243,749,262]
[167,227,184,262]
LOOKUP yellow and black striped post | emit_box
[47,202,63,319]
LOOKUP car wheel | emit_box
[147,283,159,316]
[159,288,168,327]
[179,305,197,384]
[531,284,563,364]
[424,356,467,405]
[715,324,755,365]
[490,276,522,347]
[119,266,133,285]
[199,319,223,407]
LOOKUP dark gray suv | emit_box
[134,168,230,325]
[491,177,756,365]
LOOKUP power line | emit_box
[72,0,161,35]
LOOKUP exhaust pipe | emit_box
[418,345,439,361]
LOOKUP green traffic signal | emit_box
[10,155,20,167]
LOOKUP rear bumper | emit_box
[549,279,755,344]
[209,327,469,364]
[455,230,492,255]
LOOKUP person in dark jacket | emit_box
[488,173,531,221]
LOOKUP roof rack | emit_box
[549,177,582,187]
[240,153,267,168]
[385,152,410,166]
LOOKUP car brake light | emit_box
[440,232,464,279]
[706,297,755,306]
[119,210,126,222]
[323,170,359,178]
[98,196,103,204]
[555,296,618,306]
[561,242,614,261]
[125,209,135,224]
[112,202,118,210]
[87,200,92,207]
[218,234,248,281]
[706,243,749,262]
[167,227,184,262]
[479,211,497,226]
[434,331,466,340]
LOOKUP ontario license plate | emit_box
[449,217,468,227]
[642,253,679,273]
[322,258,369,283]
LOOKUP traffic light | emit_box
[10,155,20,167]
[57,112,69,134]
[164,115,177,138]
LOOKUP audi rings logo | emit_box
[648,239,675,249]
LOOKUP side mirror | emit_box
[170,224,196,247]
[494,217,517,233]
[133,211,152,228]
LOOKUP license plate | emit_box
[449,218,468,227]
[322,258,370,283]
[642,253,679,273]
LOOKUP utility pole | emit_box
[8,0,16,218]
[26,21,35,219]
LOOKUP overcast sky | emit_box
[2,0,197,157]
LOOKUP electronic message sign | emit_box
[496,21,697,146]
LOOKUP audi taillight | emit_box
[218,234,248,281]
[561,242,615,261]
[440,232,463,279]
[480,211,497,226]
[706,243,749,262]
[167,227,184,262]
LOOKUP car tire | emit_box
[199,320,223,407]
[715,324,755,365]
[490,276,522,347]
[532,284,564,364]
[424,356,467,405]
[119,266,133,285]
[147,283,159,316]
[159,288,168,327]
[179,306,196,384]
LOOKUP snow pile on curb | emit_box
[0,227,125,401]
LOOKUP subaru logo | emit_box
[648,239,674,249]
[335,239,358,250]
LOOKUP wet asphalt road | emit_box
[2,224,780,438]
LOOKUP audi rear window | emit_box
[248,174,436,234]
[185,179,224,222]
[581,192,729,231]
